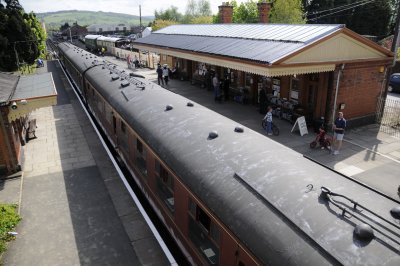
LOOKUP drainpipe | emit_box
[331,64,345,127]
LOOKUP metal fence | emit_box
[376,96,400,138]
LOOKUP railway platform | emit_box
[0,60,174,265]
[104,55,400,201]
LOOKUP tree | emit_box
[60,22,70,32]
[232,0,259,23]
[182,0,212,23]
[305,0,394,37]
[186,0,197,17]
[150,19,179,31]
[0,0,45,71]
[270,0,306,24]
[190,15,213,24]
[197,0,212,16]
[155,6,182,22]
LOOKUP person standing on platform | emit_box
[332,111,346,155]
[264,106,273,135]
[223,74,230,101]
[163,65,169,87]
[213,73,220,102]
[156,64,164,86]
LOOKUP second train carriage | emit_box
[84,34,102,51]
[57,42,400,266]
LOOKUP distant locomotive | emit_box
[57,42,400,266]
[84,34,128,53]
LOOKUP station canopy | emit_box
[133,24,393,76]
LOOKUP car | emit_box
[388,73,400,93]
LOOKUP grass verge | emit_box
[0,204,21,255]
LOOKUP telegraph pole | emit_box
[13,42,20,70]
[139,5,142,28]
[391,0,400,66]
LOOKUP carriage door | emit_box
[112,116,118,145]
[113,116,117,135]
[307,74,319,119]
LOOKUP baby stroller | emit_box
[310,126,332,150]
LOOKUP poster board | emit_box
[291,116,308,136]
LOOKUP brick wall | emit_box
[0,121,7,173]
[0,107,19,174]
[330,62,386,127]
[219,3,233,24]
[257,1,271,23]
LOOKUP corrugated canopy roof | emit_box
[135,24,344,64]
[154,24,344,43]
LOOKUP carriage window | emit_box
[97,98,104,113]
[118,120,128,151]
[105,104,113,125]
[121,121,126,134]
[188,199,220,265]
[155,160,175,213]
[135,139,147,176]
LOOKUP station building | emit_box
[0,72,57,175]
[133,2,393,128]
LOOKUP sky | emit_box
[19,0,248,17]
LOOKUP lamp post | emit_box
[68,28,72,42]
[13,42,20,70]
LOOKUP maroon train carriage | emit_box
[58,42,400,266]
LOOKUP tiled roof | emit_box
[0,72,19,104]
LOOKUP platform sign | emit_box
[291,116,308,136]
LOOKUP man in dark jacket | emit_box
[156,64,164,86]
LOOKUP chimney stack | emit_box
[218,2,233,24]
[257,1,271,24]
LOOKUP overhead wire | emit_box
[307,0,376,22]
[307,0,372,16]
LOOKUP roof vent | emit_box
[165,104,173,111]
[187,102,194,107]
[234,126,244,133]
[208,131,218,140]
[102,66,105,69]
[320,187,331,200]
[121,80,130,87]
[353,224,374,241]
[390,206,400,219]
[111,74,119,81]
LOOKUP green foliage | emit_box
[37,11,152,31]
[190,16,213,24]
[150,19,179,31]
[155,6,182,21]
[0,0,45,71]
[270,0,306,24]
[305,0,394,36]
[60,22,70,32]
[183,0,212,23]
[233,0,259,23]
[0,204,22,254]
[153,0,212,26]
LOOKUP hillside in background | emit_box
[37,10,154,30]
